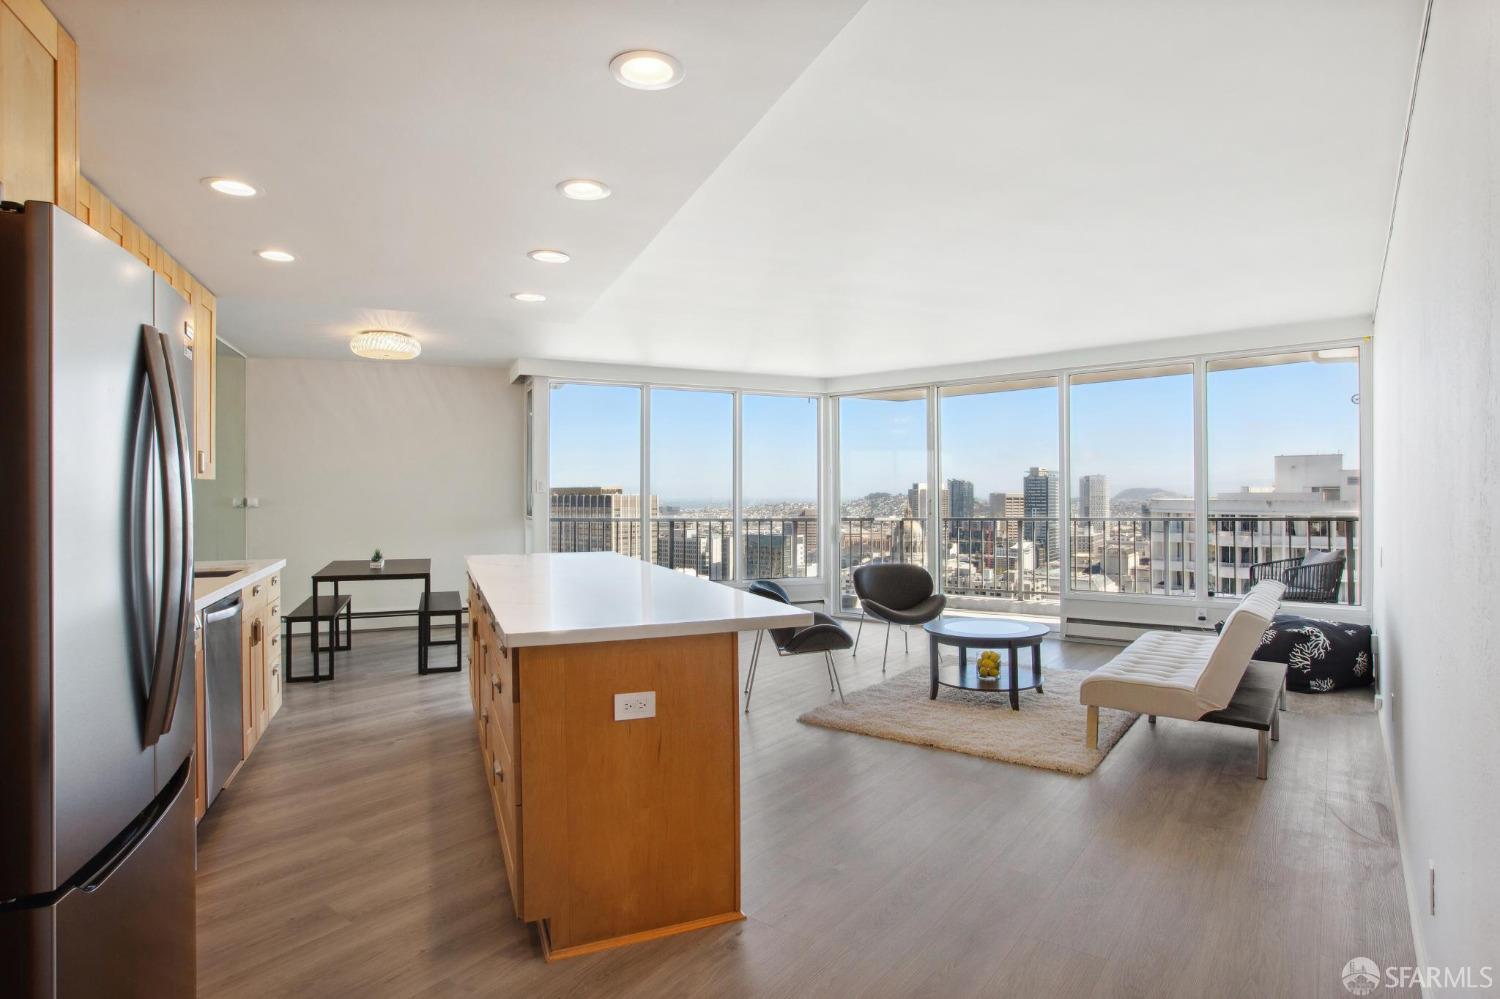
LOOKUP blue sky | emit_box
[550,358,1359,505]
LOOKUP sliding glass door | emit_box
[742,394,820,579]
[836,389,929,611]
[937,377,1060,609]
[548,383,645,557]
[1206,349,1361,603]
[650,388,734,579]
[1067,364,1196,597]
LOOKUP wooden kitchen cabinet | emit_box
[240,573,282,755]
[194,566,284,823]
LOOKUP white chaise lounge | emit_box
[1080,580,1287,778]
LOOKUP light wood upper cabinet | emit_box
[192,283,218,479]
[4,0,219,478]
[0,1,56,204]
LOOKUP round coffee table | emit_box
[923,617,1049,710]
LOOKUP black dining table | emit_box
[310,558,434,673]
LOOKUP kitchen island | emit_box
[465,552,812,960]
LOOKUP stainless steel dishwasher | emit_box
[202,593,244,809]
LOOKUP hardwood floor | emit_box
[196,627,1417,998]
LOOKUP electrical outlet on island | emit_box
[614,691,656,721]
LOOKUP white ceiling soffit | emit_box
[48,0,868,362]
[573,0,1424,376]
[52,0,1422,377]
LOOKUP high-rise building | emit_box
[1078,474,1108,519]
[947,479,975,518]
[549,486,657,558]
[1147,452,1359,599]
[906,482,951,519]
[988,492,1025,519]
[1023,467,1058,551]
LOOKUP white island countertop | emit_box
[466,552,814,648]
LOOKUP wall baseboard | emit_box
[1376,703,1430,994]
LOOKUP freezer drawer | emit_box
[55,760,195,999]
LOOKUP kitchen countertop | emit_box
[194,558,287,612]
[465,551,813,648]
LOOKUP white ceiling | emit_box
[53,0,1422,377]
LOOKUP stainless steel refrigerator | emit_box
[0,201,198,998]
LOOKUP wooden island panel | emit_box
[519,632,742,958]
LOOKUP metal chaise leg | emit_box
[882,620,892,674]
[853,610,865,654]
[826,651,846,704]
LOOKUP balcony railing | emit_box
[554,512,1359,605]
[1204,514,1358,603]
[550,515,819,580]
[940,517,1060,599]
[1068,516,1195,598]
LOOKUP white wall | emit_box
[245,358,526,617]
[1373,0,1499,981]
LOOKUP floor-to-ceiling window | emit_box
[1068,364,1196,597]
[649,388,734,579]
[548,382,645,557]
[742,393,820,579]
[937,377,1060,607]
[1206,349,1362,603]
[837,389,929,610]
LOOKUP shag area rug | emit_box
[798,666,1138,776]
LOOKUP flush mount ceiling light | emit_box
[609,49,683,90]
[256,249,295,262]
[203,177,259,198]
[556,178,611,201]
[511,292,547,303]
[350,329,421,360]
[528,248,571,264]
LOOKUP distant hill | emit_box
[1112,487,1181,503]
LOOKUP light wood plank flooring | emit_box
[196,627,1416,998]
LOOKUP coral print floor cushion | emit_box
[1234,614,1374,692]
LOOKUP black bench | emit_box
[282,594,353,683]
[418,590,464,675]
[1148,660,1287,779]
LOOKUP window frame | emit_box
[539,334,1370,614]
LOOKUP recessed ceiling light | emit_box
[528,248,571,264]
[610,50,683,90]
[350,329,421,360]
[511,292,547,303]
[556,178,611,201]
[203,177,258,198]
[256,249,295,262]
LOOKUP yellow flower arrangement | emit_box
[977,649,1001,679]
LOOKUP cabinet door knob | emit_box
[480,708,488,721]
[252,584,261,596]
[493,761,503,782]
[490,674,500,691]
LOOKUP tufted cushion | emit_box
[1081,580,1286,720]
[1079,631,1223,718]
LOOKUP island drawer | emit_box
[487,717,522,914]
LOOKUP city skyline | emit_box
[551,356,1359,505]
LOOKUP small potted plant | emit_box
[370,548,385,570]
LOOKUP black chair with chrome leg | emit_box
[744,581,851,710]
[851,563,946,673]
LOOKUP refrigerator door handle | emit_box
[140,325,190,747]
[161,321,195,736]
